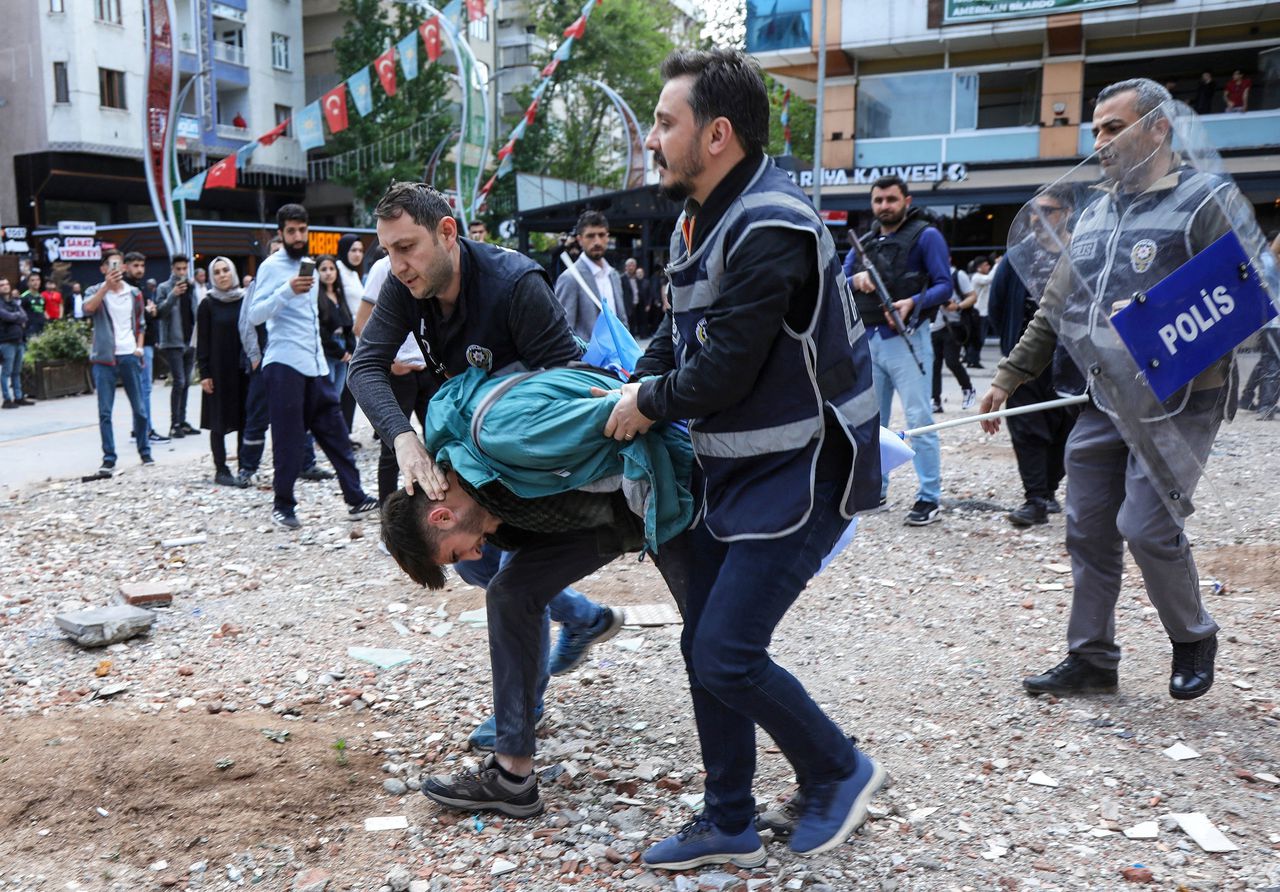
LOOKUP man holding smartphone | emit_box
[155,253,201,439]
[83,248,153,476]
[247,203,376,529]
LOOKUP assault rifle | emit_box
[846,237,925,375]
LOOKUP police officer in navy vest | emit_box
[980,78,1239,702]
[602,48,886,867]
[347,183,624,818]
[845,176,953,526]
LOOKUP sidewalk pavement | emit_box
[1,381,219,495]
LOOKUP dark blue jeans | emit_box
[241,367,315,475]
[263,363,365,515]
[455,544,605,727]
[683,480,859,833]
[92,355,150,463]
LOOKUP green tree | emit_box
[329,0,454,220]
[766,77,815,166]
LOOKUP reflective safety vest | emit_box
[665,156,882,541]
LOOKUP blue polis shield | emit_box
[1005,99,1280,520]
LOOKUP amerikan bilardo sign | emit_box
[945,0,1136,25]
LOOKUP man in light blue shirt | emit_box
[248,203,376,529]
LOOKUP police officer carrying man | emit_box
[603,48,885,867]
[979,78,1245,701]
[844,176,953,525]
[347,184,624,816]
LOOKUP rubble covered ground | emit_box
[0,408,1277,892]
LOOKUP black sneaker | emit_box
[299,465,335,481]
[168,426,185,439]
[149,429,171,442]
[272,510,302,531]
[178,421,199,436]
[236,469,256,487]
[1,400,16,409]
[215,469,248,488]
[140,455,155,465]
[1169,633,1217,701]
[931,398,943,414]
[1008,499,1048,527]
[422,753,543,817]
[347,496,379,519]
[1045,498,1062,514]
[1023,654,1118,696]
[904,500,940,526]
[755,791,806,838]
[16,398,34,406]
[97,460,116,478]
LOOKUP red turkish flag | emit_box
[478,174,496,197]
[375,48,397,97]
[466,0,486,22]
[541,59,559,78]
[257,119,289,146]
[524,98,539,125]
[496,140,515,161]
[563,15,586,39]
[204,154,237,190]
[322,83,349,134]
[420,17,441,63]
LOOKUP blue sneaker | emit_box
[548,606,624,675]
[641,816,767,871]
[468,706,546,752]
[789,749,886,855]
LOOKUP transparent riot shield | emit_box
[1006,99,1279,520]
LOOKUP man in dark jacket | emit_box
[986,185,1079,527]
[604,49,884,867]
[0,278,30,408]
[155,253,200,439]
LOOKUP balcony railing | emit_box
[213,41,246,66]
[1079,108,1280,155]
[216,122,250,140]
[856,128,1042,167]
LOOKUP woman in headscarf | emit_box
[196,256,251,487]
[335,233,366,441]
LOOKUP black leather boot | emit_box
[1169,633,1217,700]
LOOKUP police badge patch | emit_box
[465,345,493,370]
[1130,239,1158,274]
[695,317,709,346]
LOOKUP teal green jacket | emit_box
[425,367,695,551]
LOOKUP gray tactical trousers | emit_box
[1063,395,1221,670]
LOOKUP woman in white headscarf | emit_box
[196,256,251,487]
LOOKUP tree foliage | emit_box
[330,0,454,220]
[766,77,815,166]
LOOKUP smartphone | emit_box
[298,257,316,278]
[109,257,121,271]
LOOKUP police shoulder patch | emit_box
[695,317,709,346]
[465,344,493,370]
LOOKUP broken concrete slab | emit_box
[55,605,155,647]
[1170,812,1239,853]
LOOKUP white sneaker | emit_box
[961,389,976,410]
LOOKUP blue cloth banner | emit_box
[509,118,528,142]
[296,101,326,150]
[1111,230,1278,401]
[172,170,206,202]
[553,37,574,61]
[817,428,915,575]
[397,32,420,80]
[583,295,642,381]
[347,67,373,117]
[235,140,258,169]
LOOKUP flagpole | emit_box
[901,395,1088,437]
[810,0,828,213]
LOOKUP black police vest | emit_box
[855,213,932,328]
[409,239,553,381]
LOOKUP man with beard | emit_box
[602,48,884,867]
[247,204,377,530]
[554,210,628,341]
[843,175,952,525]
[348,183,625,811]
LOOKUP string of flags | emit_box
[173,0,479,202]
[472,0,602,212]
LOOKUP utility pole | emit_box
[810,0,828,213]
